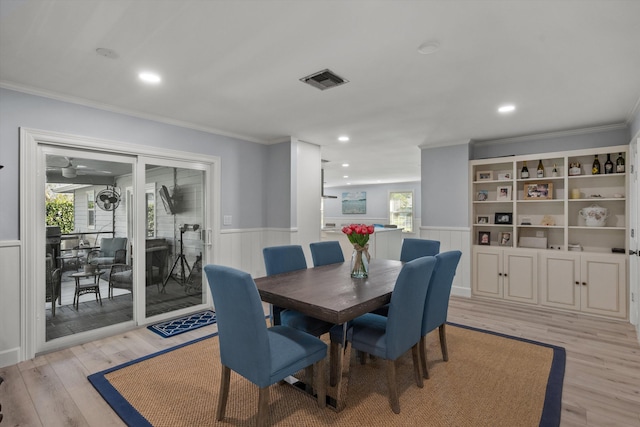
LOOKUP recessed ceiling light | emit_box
[498,104,516,114]
[418,40,440,55]
[139,71,161,84]
[342,163,349,167]
[338,136,349,142]
[343,175,349,178]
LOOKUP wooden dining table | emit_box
[254,258,404,410]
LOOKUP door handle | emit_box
[630,250,638,256]
[204,229,213,247]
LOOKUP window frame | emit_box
[388,190,414,233]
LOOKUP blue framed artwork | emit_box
[342,191,366,214]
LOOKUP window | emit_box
[86,190,95,229]
[146,184,156,237]
[389,191,413,232]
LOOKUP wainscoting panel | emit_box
[0,241,21,367]
[420,227,471,297]
[218,228,297,279]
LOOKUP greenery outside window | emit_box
[389,191,413,232]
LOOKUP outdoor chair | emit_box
[204,264,327,426]
[263,245,334,337]
[331,256,436,414]
[108,264,132,298]
[45,255,62,316]
[87,237,128,268]
[420,250,462,379]
[310,241,345,267]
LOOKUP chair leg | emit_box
[257,386,270,427]
[357,350,367,365]
[385,359,400,414]
[314,358,326,408]
[411,344,423,388]
[216,365,231,421]
[439,324,449,362]
[419,335,430,379]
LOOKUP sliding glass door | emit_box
[37,146,212,352]
[140,158,209,320]
[43,147,136,341]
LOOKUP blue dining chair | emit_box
[371,238,441,317]
[204,264,327,426]
[340,256,437,414]
[310,241,345,267]
[263,245,334,337]
[419,250,462,379]
[400,238,440,262]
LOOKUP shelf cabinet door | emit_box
[503,249,538,304]
[580,254,627,319]
[540,252,581,311]
[472,247,503,298]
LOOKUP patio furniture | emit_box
[71,271,103,309]
[87,237,128,268]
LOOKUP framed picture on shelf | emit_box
[476,171,494,181]
[476,215,490,224]
[499,231,512,246]
[476,190,489,201]
[496,185,512,201]
[497,172,512,180]
[478,231,491,245]
[494,212,513,224]
[524,182,553,200]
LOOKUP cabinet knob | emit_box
[575,281,579,285]
[498,273,502,276]
[582,282,587,286]
[504,273,508,277]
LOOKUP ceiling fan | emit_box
[46,156,110,178]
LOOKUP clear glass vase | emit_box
[350,247,369,278]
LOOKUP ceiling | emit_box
[2,1,640,187]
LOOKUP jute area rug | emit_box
[89,323,564,427]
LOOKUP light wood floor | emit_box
[1,296,639,426]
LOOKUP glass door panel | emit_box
[144,163,207,318]
[44,148,135,341]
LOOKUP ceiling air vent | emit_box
[300,69,349,91]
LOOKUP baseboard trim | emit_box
[451,286,471,298]
[0,347,20,368]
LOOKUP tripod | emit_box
[163,226,191,288]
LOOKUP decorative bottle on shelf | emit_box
[604,154,614,174]
[552,164,558,177]
[591,155,600,175]
[521,161,529,179]
[536,160,544,178]
[616,152,625,173]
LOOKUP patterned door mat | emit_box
[147,310,216,338]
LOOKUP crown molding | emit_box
[0,81,268,145]
[418,139,472,150]
[472,123,628,147]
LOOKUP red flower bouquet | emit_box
[342,224,375,278]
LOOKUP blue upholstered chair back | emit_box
[204,264,271,386]
[400,238,440,262]
[310,241,345,267]
[421,250,462,336]
[100,237,128,257]
[385,256,437,360]
[263,245,307,276]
